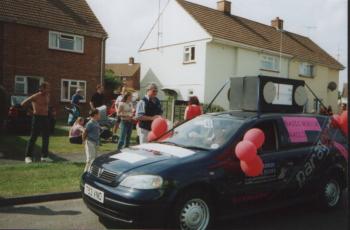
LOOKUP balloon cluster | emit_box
[332,111,348,137]
[148,117,169,142]
[235,128,265,177]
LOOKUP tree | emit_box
[104,69,122,91]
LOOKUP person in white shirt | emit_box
[117,92,134,150]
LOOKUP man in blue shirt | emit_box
[135,83,163,144]
[71,88,84,107]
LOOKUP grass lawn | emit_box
[0,121,138,197]
[0,120,138,161]
[0,162,85,198]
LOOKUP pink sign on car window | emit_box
[282,117,321,143]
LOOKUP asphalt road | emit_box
[0,194,348,230]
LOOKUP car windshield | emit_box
[160,115,244,150]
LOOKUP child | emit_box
[69,117,85,144]
[83,109,101,172]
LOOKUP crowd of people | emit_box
[22,80,346,171]
[21,81,204,171]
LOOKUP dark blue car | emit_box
[81,111,347,229]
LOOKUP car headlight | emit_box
[119,175,163,190]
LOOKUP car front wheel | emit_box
[171,190,212,230]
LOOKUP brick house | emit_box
[0,0,107,118]
[105,57,141,91]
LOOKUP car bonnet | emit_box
[95,143,197,174]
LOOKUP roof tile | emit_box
[0,0,107,38]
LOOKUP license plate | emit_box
[84,184,104,203]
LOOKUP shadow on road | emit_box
[0,205,81,216]
[216,196,348,230]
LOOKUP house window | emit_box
[15,76,43,95]
[49,31,84,53]
[61,79,87,102]
[299,62,314,77]
[183,46,196,63]
[261,54,279,72]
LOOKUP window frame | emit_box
[14,75,44,95]
[48,31,84,53]
[299,62,314,78]
[60,79,87,103]
[260,54,280,72]
[183,45,196,64]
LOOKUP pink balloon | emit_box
[243,128,265,149]
[151,118,168,136]
[147,132,158,142]
[240,157,264,177]
[235,140,257,162]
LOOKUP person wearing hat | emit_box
[71,88,84,107]
[135,83,163,144]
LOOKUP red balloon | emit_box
[151,118,168,136]
[340,111,348,136]
[240,157,264,177]
[235,140,257,162]
[243,128,265,149]
[331,114,341,127]
[147,132,158,142]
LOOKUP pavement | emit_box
[0,193,348,230]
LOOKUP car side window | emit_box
[253,121,278,154]
[278,116,328,149]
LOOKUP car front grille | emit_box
[90,165,118,183]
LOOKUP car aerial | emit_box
[81,111,348,229]
[5,95,56,134]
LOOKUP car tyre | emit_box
[318,176,342,210]
[170,189,213,230]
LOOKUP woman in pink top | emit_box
[184,96,203,120]
[69,117,85,144]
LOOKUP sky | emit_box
[86,0,348,90]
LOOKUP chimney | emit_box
[129,57,135,65]
[271,17,284,30]
[217,0,231,15]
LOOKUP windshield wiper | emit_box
[157,141,179,146]
[158,142,209,151]
[182,146,210,151]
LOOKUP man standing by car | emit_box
[90,84,105,109]
[21,82,51,163]
[135,83,163,144]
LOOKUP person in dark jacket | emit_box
[90,84,105,109]
[135,83,162,144]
